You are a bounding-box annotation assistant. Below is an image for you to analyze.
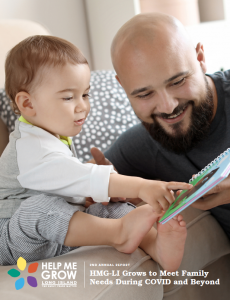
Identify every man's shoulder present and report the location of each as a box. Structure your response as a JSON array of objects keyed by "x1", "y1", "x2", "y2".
[
  {"x1": 207, "y1": 70, "x2": 230, "y2": 102},
  {"x1": 114, "y1": 123, "x2": 154, "y2": 145},
  {"x1": 208, "y1": 69, "x2": 230, "y2": 82},
  {"x1": 221, "y1": 69, "x2": 230, "y2": 80},
  {"x1": 105, "y1": 123, "x2": 159, "y2": 161}
]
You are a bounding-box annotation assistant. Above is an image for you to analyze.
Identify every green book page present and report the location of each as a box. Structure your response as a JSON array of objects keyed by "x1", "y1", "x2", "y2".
[{"x1": 159, "y1": 161, "x2": 218, "y2": 222}]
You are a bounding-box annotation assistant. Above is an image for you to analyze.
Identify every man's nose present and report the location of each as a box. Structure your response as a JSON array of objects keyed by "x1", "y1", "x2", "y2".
[
  {"x1": 75, "y1": 97, "x2": 87, "y2": 113},
  {"x1": 155, "y1": 90, "x2": 179, "y2": 114}
]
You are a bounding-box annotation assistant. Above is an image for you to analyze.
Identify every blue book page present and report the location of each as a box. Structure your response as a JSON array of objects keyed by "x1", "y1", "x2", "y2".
[{"x1": 159, "y1": 150, "x2": 230, "y2": 224}]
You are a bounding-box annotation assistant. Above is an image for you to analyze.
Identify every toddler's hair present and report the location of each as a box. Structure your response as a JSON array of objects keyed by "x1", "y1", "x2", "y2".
[{"x1": 5, "y1": 35, "x2": 88, "y2": 114}]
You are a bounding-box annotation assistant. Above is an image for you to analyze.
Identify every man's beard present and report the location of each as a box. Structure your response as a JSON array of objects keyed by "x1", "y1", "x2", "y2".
[{"x1": 142, "y1": 76, "x2": 214, "y2": 154}]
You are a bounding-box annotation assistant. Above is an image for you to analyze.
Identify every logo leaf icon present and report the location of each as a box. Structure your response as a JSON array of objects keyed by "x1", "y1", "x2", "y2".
[
  {"x1": 27, "y1": 276, "x2": 38, "y2": 287},
  {"x1": 28, "y1": 262, "x2": 39, "y2": 273},
  {"x1": 17, "y1": 257, "x2": 26, "y2": 271},
  {"x1": 8, "y1": 269, "x2": 20, "y2": 278},
  {"x1": 15, "y1": 278, "x2": 25, "y2": 290}
]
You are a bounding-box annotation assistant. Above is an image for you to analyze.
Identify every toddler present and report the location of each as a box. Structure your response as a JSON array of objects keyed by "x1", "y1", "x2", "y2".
[{"x1": 0, "y1": 36, "x2": 192, "y2": 271}]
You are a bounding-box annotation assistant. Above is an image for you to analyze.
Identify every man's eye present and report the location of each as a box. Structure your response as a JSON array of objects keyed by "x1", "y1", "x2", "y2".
[
  {"x1": 137, "y1": 92, "x2": 152, "y2": 99},
  {"x1": 173, "y1": 78, "x2": 185, "y2": 86},
  {"x1": 63, "y1": 97, "x2": 73, "y2": 101},
  {"x1": 83, "y1": 93, "x2": 90, "y2": 98}
]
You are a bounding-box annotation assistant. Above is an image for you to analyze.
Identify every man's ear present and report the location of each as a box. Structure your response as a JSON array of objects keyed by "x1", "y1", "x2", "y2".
[
  {"x1": 196, "y1": 42, "x2": 207, "y2": 73},
  {"x1": 15, "y1": 91, "x2": 35, "y2": 117}
]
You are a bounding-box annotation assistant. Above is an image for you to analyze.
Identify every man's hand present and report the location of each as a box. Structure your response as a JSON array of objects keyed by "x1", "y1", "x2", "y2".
[
  {"x1": 84, "y1": 197, "x2": 96, "y2": 208},
  {"x1": 88, "y1": 147, "x2": 113, "y2": 166},
  {"x1": 85, "y1": 147, "x2": 126, "y2": 207},
  {"x1": 191, "y1": 175, "x2": 230, "y2": 210}
]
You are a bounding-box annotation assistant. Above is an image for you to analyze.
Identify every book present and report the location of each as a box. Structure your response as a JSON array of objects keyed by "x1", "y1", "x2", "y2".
[{"x1": 159, "y1": 148, "x2": 230, "y2": 224}]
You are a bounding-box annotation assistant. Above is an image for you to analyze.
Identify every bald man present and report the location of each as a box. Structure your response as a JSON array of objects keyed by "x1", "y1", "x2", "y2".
[{"x1": 91, "y1": 13, "x2": 230, "y2": 240}]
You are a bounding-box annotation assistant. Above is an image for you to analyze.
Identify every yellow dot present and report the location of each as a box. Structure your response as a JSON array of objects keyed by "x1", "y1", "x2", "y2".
[{"x1": 17, "y1": 257, "x2": 26, "y2": 271}]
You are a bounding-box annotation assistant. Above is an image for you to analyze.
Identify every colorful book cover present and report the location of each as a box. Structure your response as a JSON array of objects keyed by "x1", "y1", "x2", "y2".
[{"x1": 159, "y1": 149, "x2": 230, "y2": 224}]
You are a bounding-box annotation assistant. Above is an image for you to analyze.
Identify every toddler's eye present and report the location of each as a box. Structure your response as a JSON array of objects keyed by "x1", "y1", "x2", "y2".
[{"x1": 63, "y1": 97, "x2": 73, "y2": 101}]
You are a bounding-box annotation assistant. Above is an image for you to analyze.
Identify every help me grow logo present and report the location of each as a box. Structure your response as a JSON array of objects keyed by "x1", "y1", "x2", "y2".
[{"x1": 7, "y1": 257, "x2": 38, "y2": 290}]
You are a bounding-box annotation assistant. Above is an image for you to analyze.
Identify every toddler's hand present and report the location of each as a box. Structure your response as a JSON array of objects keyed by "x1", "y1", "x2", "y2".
[{"x1": 138, "y1": 181, "x2": 193, "y2": 213}]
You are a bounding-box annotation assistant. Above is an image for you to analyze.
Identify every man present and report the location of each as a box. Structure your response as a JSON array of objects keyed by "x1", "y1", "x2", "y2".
[{"x1": 91, "y1": 13, "x2": 230, "y2": 239}]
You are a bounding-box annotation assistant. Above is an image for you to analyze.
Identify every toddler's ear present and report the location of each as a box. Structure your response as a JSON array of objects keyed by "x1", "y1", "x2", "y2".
[{"x1": 15, "y1": 91, "x2": 35, "y2": 116}]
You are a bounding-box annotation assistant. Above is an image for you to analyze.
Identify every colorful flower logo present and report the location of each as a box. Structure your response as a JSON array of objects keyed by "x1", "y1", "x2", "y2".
[{"x1": 7, "y1": 257, "x2": 38, "y2": 290}]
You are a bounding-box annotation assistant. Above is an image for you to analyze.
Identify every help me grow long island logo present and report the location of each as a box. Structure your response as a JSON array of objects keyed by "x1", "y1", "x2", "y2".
[{"x1": 7, "y1": 257, "x2": 38, "y2": 290}]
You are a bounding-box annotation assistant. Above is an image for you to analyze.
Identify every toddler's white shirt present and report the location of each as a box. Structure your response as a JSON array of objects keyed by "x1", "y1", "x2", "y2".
[{"x1": 0, "y1": 117, "x2": 116, "y2": 218}]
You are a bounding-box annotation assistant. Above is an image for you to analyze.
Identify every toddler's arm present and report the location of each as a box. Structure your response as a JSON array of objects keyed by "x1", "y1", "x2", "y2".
[{"x1": 109, "y1": 174, "x2": 192, "y2": 213}]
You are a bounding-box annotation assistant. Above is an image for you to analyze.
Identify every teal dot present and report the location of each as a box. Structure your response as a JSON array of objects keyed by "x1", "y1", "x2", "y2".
[
  {"x1": 15, "y1": 278, "x2": 25, "y2": 290},
  {"x1": 8, "y1": 269, "x2": 21, "y2": 277}
]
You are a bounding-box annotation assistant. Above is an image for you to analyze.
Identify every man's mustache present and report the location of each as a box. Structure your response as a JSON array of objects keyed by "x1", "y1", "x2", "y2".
[{"x1": 151, "y1": 100, "x2": 194, "y2": 120}]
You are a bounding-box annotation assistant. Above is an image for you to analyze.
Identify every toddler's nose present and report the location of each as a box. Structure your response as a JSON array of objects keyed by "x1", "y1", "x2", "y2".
[{"x1": 75, "y1": 98, "x2": 88, "y2": 112}]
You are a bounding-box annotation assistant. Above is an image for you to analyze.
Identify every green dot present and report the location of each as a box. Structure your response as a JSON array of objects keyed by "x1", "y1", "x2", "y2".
[{"x1": 8, "y1": 269, "x2": 21, "y2": 277}]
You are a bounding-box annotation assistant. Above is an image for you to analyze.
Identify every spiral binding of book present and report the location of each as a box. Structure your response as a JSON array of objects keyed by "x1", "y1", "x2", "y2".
[{"x1": 189, "y1": 148, "x2": 230, "y2": 183}]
